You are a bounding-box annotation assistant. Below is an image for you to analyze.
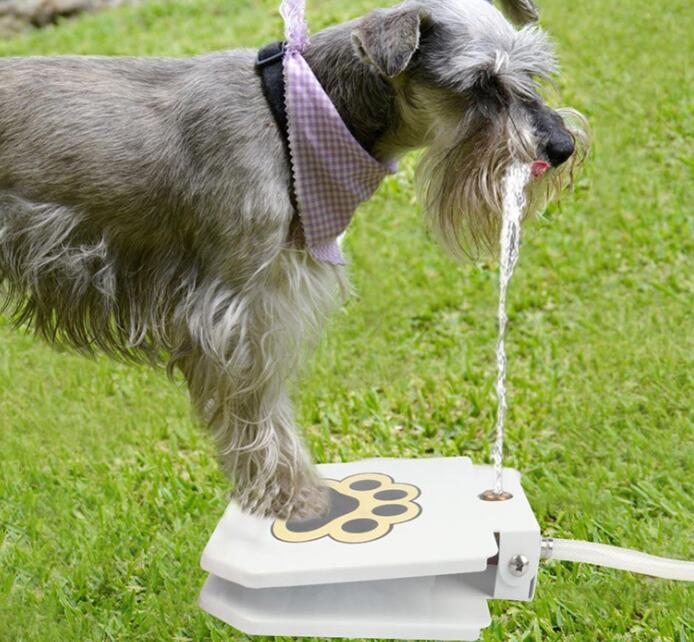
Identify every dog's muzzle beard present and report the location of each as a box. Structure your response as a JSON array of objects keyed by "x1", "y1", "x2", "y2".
[{"x1": 416, "y1": 106, "x2": 590, "y2": 260}]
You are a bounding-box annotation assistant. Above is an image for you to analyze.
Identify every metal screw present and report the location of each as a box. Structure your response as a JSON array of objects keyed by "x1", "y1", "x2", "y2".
[{"x1": 508, "y1": 554, "x2": 530, "y2": 577}]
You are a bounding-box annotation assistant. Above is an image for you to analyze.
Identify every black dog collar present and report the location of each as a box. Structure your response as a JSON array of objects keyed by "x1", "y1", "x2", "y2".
[{"x1": 256, "y1": 41, "x2": 290, "y2": 160}]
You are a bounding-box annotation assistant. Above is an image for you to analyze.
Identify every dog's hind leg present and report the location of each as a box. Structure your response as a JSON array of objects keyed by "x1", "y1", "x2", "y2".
[{"x1": 175, "y1": 250, "x2": 344, "y2": 519}]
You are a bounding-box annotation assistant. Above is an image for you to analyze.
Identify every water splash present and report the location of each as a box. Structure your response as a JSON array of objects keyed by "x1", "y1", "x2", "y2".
[{"x1": 492, "y1": 162, "x2": 531, "y2": 495}]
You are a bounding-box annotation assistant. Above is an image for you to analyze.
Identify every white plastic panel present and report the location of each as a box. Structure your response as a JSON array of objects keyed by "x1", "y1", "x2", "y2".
[
  {"x1": 201, "y1": 457, "x2": 498, "y2": 588},
  {"x1": 470, "y1": 465, "x2": 541, "y2": 601},
  {"x1": 199, "y1": 571, "x2": 491, "y2": 641}
]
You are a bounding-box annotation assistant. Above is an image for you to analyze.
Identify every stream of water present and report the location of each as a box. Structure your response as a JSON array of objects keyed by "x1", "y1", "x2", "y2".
[{"x1": 491, "y1": 162, "x2": 531, "y2": 495}]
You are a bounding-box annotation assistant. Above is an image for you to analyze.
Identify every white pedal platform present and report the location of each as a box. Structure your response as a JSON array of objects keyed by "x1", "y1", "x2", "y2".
[{"x1": 199, "y1": 457, "x2": 540, "y2": 640}]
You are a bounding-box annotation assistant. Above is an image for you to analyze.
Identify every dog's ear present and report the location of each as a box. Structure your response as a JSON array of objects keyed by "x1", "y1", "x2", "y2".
[
  {"x1": 496, "y1": 0, "x2": 540, "y2": 25},
  {"x1": 351, "y1": 7, "x2": 427, "y2": 78}
]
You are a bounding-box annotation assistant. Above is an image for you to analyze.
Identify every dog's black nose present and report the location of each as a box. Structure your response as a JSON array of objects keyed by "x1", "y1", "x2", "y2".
[{"x1": 546, "y1": 132, "x2": 575, "y2": 167}]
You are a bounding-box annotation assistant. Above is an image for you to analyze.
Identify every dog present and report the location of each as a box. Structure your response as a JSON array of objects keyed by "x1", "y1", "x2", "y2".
[{"x1": 0, "y1": 0, "x2": 588, "y2": 519}]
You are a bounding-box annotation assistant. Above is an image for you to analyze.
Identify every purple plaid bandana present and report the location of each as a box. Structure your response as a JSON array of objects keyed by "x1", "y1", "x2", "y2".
[{"x1": 280, "y1": 0, "x2": 396, "y2": 265}]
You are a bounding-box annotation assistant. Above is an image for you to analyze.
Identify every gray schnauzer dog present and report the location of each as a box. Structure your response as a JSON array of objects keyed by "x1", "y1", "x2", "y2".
[{"x1": 0, "y1": 0, "x2": 588, "y2": 518}]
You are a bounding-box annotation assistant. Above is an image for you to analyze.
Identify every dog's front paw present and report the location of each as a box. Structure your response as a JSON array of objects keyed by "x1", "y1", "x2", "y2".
[
  {"x1": 272, "y1": 472, "x2": 421, "y2": 543},
  {"x1": 268, "y1": 478, "x2": 331, "y2": 522},
  {"x1": 232, "y1": 454, "x2": 330, "y2": 520}
]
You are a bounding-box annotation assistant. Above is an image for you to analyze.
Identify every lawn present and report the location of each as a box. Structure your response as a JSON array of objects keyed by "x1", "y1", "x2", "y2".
[{"x1": 0, "y1": 0, "x2": 692, "y2": 640}]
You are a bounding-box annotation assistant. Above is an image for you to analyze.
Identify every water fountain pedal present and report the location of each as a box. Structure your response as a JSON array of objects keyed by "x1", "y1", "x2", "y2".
[{"x1": 198, "y1": 457, "x2": 540, "y2": 641}]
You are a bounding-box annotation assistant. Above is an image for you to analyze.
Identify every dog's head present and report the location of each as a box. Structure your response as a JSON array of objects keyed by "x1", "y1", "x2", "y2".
[{"x1": 351, "y1": 0, "x2": 590, "y2": 258}]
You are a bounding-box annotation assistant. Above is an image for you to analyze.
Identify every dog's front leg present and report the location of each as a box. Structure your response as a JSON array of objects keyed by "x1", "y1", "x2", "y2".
[
  {"x1": 180, "y1": 339, "x2": 327, "y2": 520},
  {"x1": 190, "y1": 357, "x2": 325, "y2": 519},
  {"x1": 176, "y1": 252, "x2": 342, "y2": 519}
]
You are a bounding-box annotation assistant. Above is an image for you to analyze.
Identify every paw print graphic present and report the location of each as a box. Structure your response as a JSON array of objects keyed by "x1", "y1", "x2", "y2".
[{"x1": 272, "y1": 473, "x2": 421, "y2": 544}]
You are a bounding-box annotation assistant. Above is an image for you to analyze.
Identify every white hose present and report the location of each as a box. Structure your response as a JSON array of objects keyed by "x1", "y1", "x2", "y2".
[{"x1": 541, "y1": 538, "x2": 694, "y2": 582}]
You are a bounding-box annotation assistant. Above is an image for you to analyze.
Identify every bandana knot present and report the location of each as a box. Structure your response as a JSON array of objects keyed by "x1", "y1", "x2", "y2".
[{"x1": 279, "y1": 0, "x2": 396, "y2": 265}]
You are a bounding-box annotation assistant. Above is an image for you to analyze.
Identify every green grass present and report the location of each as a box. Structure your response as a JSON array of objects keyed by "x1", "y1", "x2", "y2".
[{"x1": 0, "y1": 0, "x2": 692, "y2": 639}]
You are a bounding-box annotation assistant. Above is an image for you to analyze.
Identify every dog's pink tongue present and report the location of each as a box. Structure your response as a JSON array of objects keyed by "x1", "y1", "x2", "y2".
[{"x1": 531, "y1": 160, "x2": 551, "y2": 178}]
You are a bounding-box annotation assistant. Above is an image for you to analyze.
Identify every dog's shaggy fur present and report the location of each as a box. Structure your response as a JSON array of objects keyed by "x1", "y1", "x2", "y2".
[{"x1": 0, "y1": 0, "x2": 588, "y2": 518}]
